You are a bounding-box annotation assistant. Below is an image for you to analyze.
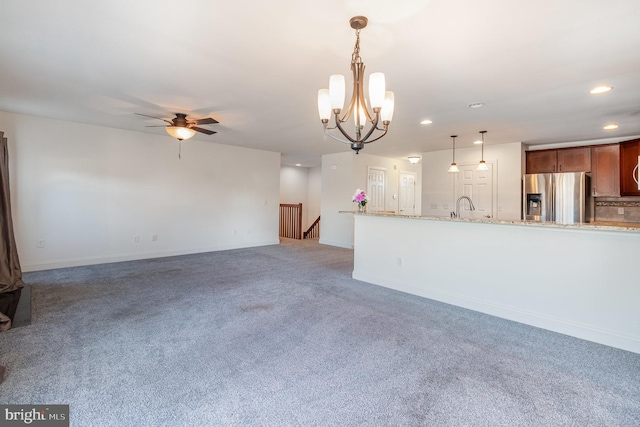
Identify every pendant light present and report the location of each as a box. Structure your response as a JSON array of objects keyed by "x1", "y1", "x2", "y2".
[
  {"x1": 448, "y1": 135, "x2": 460, "y2": 173},
  {"x1": 477, "y1": 130, "x2": 489, "y2": 171}
]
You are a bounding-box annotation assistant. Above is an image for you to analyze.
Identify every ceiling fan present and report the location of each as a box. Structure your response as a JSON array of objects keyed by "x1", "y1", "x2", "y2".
[{"x1": 136, "y1": 113, "x2": 219, "y2": 141}]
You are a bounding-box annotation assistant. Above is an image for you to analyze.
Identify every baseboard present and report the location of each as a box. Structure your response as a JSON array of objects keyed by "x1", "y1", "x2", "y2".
[
  {"x1": 318, "y1": 238, "x2": 353, "y2": 249},
  {"x1": 22, "y1": 238, "x2": 280, "y2": 272},
  {"x1": 352, "y1": 271, "x2": 640, "y2": 355}
]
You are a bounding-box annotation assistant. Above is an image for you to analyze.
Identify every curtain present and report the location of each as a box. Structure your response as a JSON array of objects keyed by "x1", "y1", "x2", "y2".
[{"x1": 0, "y1": 131, "x2": 24, "y2": 330}]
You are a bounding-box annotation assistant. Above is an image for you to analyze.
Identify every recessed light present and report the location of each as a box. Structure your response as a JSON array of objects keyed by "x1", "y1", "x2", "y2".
[
  {"x1": 473, "y1": 140, "x2": 483, "y2": 144},
  {"x1": 590, "y1": 85, "x2": 613, "y2": 94},
  {"x1": 603, "y1": 123, "x2": 619, "y2": 130},
  {"x1": 467, "y1": 102, "x2": 485, "y2": 109},
  {"x1": 295, "y1": 163, "x2": 302, "y2": 166},
  {"x1": 420, "y1": 119, "x2": 433, "y2": 125}
]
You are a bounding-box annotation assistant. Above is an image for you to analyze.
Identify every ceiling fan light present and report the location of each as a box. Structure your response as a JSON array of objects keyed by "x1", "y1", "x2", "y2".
[{"x1": 166, "y1": 126, "x2": 196, "y2": 140}]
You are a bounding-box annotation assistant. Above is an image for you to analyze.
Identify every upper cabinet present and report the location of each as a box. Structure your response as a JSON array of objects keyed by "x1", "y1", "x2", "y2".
[
  {"x1": 620, "y1": 138, "x2": 640, "y2": 196},
  {"x1": 526, "y1": 147, "x2": 591, "y2": 174},
  {"x1": 591, "y1": 144, "x2": 620, "y2": 197},
  {"x1": 526, "y1": 150, "x2": 558, "y2": 173},
  {"x1": 557, "y1": 147, "x2": 591, "y2": 172}
]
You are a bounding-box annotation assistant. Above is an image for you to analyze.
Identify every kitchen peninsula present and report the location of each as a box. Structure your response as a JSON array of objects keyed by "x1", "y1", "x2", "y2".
[{"x1": 350, "y1": 212, "x2": 640, "y2": 354}]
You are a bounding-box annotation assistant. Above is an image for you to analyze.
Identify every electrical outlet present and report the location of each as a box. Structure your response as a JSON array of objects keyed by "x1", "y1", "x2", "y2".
[
  {"x1": 618, "y1": 207, "x2": 625, "y2": 215},
  {"x1": 37, "y1": 239, "x2": 45, "y2": 248},
  {"x1": 152, "y1": 234, "x2": 158, "y2": 241},
  {"x1": 133, "y1": 235, "x2": 140, "y2": 243},
  {"x1": 396, "y1": 257, "x2": 402, "y2": 267}
]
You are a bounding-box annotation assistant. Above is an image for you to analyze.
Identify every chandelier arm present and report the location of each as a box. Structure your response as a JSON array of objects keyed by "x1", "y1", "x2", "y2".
[
  {"x1": 333, "y1": 117, "x2": 359, "y2": 143},
  {"x1": 323, "y1": 126, "x2": 356, "y2": 145},
  {"x1": 357, "y1": 63, "x2": 373, "y2": 122},
  {"x1": 359, "y1": 113, "x2": 381, "y2": 142},
  {"x1": 340, "y1": 64, "x2": 359, "y2": 123},
  {"x1": 360, "y1": 127, "x2": 389, "y2": 145}
]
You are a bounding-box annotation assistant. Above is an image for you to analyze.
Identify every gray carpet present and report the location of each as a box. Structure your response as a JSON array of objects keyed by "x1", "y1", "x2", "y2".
[{"x1": 1, "y1": 239, "x2": 639, "y2": 426}]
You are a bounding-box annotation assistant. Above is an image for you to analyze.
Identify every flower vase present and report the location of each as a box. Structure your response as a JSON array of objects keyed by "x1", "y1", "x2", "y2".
[{"x1": 358, "y1": 204, "x2": 366, "y2": 213}]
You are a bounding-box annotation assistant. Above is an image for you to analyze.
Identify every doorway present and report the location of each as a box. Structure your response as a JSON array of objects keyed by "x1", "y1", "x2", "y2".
[
  {"x1": 455, "y1": 163, "x2": 494, "y2": 219},
  {"x1": 367, "y1": 167, "x2": 386, "y2": 212},
  {"x1": 399, "y1": 171, "x2": 416, "y2": 215}
]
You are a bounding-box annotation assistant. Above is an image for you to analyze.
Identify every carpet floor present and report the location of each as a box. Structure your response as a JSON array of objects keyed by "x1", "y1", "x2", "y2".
[{"x1": 1, "y1": 239, "x2": 639, "y2": 426}]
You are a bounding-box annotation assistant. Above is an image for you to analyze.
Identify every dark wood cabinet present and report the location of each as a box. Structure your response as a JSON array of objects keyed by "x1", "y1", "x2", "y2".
[
  {"x1": 526, "y1": 150, "x2": 557, "y2": 173},
  {"x1": 591, "y1": 144, "x2": 620, "y2": 197},
  {"x1": 526, "y1": 147, "x2": 591, "y2": 174},
  {"x1": 557, "y1": 147, "x2": 591, "y2": 172},
  {"x1": 620, "y1": 138, "x2": 640, "y2": 196}
]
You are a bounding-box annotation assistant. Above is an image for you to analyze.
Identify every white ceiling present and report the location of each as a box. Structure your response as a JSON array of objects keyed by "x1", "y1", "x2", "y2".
[{"x1": 2, "y1": 0, "x2": 640, "y2": 167}]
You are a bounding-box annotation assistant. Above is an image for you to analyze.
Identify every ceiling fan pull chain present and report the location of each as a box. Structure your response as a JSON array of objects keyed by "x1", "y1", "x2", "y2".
[{"x1": 179, "y1": 140, "x2": 182, "y2": 160}]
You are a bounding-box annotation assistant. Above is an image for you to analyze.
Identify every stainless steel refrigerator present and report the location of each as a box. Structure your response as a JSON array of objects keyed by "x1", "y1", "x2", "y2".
[{"x1": 523, "y1": 172, "x2": 593, "y2": 223}]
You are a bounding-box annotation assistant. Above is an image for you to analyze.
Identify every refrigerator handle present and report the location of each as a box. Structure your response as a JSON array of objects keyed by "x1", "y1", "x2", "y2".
[{"x1": 551, "y1": 179, "x2": 555, "y2": 222}]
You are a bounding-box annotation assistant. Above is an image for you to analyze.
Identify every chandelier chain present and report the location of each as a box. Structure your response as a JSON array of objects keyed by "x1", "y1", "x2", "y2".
[{"x1": 351, "y1": 29, "x2": 362, "y2": 64}]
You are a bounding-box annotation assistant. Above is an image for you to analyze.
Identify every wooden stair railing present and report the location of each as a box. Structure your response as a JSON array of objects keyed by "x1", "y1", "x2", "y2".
[
  {"x1": 303, "y1": 215, "x2": 321, "y2": 239},
  {"x1": 279, "y1": 203, "x2": 303, "y2": 239}
]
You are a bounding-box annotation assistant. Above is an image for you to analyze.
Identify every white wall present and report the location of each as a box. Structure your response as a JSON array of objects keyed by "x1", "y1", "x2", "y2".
[
  {"x1": 320, "y1": 152, "x2": 422, "y2": 248},
  {"x1": 307, "y1": 166, "x2": 321, "y2": 226},
  {"x1": 0, "y1": 110, "x2": 281, "y2": 271},
  {"x1": 353, "y1": 215, "x2": 640, "y2": 354},
  {"x1": 279, "y1": 165, "x2": 322, "y2": 230},
  {"x1": 319, "y1": 152, "x2": 354, "y2": 248},
  {"x1": 421, "y1": 142, "x2": 525, "y2": 220}
]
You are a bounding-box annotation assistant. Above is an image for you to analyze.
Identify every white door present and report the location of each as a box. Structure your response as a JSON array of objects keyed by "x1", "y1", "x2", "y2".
[
  {"x1": 399, "y1": 171, "x2": 416, "y2": 215},
  {"x1": 367, "y1": 167, "x2": 386, "y2": 212},
  {"x1": 455, "y1": 163, "x2": 493, "y2": 219}
]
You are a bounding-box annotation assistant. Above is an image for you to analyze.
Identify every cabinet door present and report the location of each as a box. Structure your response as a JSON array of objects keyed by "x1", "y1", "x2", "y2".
[
  {"x1": 557, "y1": 147, "x2": 591, "y2": 172},
  {"x1": 620, "y1": 139, "x2": 640, "y2": 196},
  {"x1": 592, "y1": 145, "x2": 620, "y2": 197},
  {"x1": 526, "y1": 150, "x2": 557, "y2": 174}
]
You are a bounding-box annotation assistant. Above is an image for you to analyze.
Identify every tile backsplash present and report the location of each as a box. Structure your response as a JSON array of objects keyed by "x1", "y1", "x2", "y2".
[{"x1": 595, "y1": 197, "x2": 640, "y2": 223}]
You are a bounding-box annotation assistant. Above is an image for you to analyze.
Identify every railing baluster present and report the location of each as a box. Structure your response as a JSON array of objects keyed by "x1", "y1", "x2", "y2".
[{"x1": 279, "y1": 203, "x2": 304, "y2": 240}]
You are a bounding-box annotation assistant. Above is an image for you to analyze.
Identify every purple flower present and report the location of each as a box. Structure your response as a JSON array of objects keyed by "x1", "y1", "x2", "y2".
[{"x1": 352, "y1": 189, "x2": 368, "y2": 206}]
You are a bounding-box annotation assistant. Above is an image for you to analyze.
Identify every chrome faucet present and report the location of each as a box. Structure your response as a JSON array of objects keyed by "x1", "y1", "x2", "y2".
[{"x1": 451, "y1": 196, "x2": 476, "y2": 218}]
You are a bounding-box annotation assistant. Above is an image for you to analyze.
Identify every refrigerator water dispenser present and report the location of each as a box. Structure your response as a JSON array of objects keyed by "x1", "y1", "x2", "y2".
[{"x1": 526, "y1": 193, "x2": 542, "y2": 217}]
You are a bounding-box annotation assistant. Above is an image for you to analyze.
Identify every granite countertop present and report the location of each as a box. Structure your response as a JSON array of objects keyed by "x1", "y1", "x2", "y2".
[{"x1": 340, "y1": 211, "x2": 640, "y2": 233}]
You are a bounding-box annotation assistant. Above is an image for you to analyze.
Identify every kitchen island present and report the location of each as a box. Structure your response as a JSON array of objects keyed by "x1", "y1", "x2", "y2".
[{"x1": 349, "y1": 212, "x2": 640, "y2": 353}]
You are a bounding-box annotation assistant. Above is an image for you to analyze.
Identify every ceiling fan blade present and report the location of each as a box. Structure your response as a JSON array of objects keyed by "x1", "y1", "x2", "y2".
[
  {"x1": 191, "y1": 126, "x2": 216, "y2": 135},
  {"x1": 192, "y1": 117, "x2": 219, "y2": 125},
  {"x1": 145, "y1": 125, "x2": 167, "y2": 128},
  {"x1": 135, "y1": 113, "x2": 173, "y2": 125}
]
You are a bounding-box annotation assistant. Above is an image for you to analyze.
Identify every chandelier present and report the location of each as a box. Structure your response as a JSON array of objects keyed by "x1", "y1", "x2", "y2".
[{"x1": 317, "y1": 16, "x2": 395, "y2": 154}]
